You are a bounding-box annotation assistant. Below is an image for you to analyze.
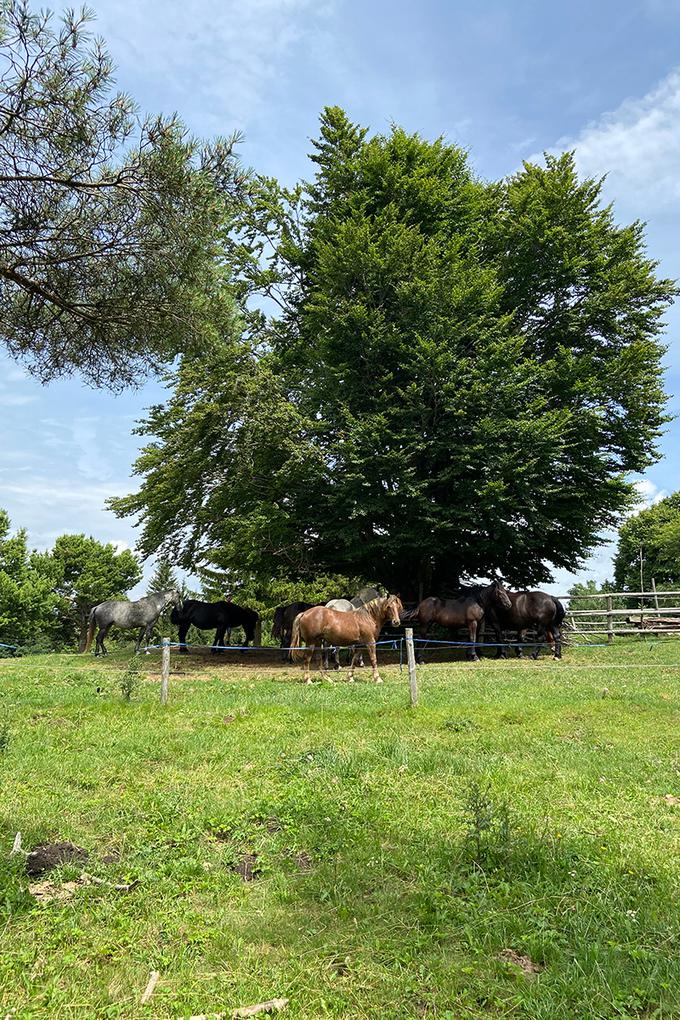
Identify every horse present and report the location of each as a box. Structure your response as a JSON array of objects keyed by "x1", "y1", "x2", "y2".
[
  {"x1": 292, "y1": 594, "x2": 404, "y2": 684},
  {"x1": 323, "y1": 598, "x2": 368, "y2": 670},
  {"x1": 485, "y1": 591, "x2": 565, "y2": 659},
  {"x1": 170, "y1": 599, "x2": 260, "y2": 654},
  {"x1": 84, "y1": 589, "x2": 181, "y2": 656},
  {"x1": 401, "y1": 580, "x2": 512, "y2": 662},
  {"x1": 272, "y1": 602, "x2": 321, "y2": 662}
]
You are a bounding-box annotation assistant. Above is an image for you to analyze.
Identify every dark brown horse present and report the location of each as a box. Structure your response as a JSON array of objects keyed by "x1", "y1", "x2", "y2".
[
  {"x1": 484, "y1": 591, "x2": 565, "y2": 659},
  {"x1": 401, "y1": 580, "x2": 512, "y2": 662},
  {"x1": 272, "y1": 602, "x2": 322, "y2": 661},
  {"x1": 291, "y1": 595, "x2": 404, "y2": 684}
]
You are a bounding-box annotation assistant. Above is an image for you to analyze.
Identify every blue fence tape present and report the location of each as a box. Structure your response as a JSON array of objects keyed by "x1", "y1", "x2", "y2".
[{"x1": 0, "y1": 642, "x2": 17, "y2": 650}]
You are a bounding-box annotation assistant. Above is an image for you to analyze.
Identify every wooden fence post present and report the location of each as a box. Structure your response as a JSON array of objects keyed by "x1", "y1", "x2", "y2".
[
  {"x1": 405, "y1": 627, "x2": 418, "y2": 708},
  {"x1": 606, "y1": 595, "x2": 614, "y2": 644},
  {"x1": 161, "y1": 638, "x2": 170, "y2": 705}
]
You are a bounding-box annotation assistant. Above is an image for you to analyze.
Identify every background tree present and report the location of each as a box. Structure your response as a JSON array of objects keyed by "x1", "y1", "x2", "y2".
[
  {"x1": 48, "y1": 534, "x2": 141, "y2": 650},
  {"x1": 147, "y1": 557, "x2": 178, "y2": 595},
  {"x1": 112, "y1": 108, "x2": 677, "y2": 597},
  {"x1": 0, "y1": 509, "x2": 58, "y2": 650},
  {"x1": 0, "y1": 1, "x2": 245, "y2": 388},
  {"x1": 613, "y1": 492, "x2": 680, "y2": 591}
]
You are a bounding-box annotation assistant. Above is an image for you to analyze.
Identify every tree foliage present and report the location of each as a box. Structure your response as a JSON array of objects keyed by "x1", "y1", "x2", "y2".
[
  {"x1": 0, "y1": 1, "x2": 245, "y2": 387},
  {"x1": 47, "y1": 533, "x2": 141, "y2": 649},
  {"x1": 613, "y1": 492, "x2": 680, "y2": 591},
  {"x1": 112, "y1": 108, "x2": 676, "y2": 596},
  {"x1": 0, "y1": 509, "x2": 58, "y2": 648}
]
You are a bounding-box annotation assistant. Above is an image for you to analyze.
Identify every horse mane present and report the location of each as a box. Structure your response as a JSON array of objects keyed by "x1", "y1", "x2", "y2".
[{"x1": 356, "y1": 596, "x2": 392, "y2": 621}]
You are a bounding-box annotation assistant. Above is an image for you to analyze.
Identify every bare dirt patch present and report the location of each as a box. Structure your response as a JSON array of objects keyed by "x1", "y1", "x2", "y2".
[
  {"x1": 230, "y1": 852, "x2": 261, "y2": 882},
  {"x1": 499, "y1": 949, "x2": 544, "y2": 977}
]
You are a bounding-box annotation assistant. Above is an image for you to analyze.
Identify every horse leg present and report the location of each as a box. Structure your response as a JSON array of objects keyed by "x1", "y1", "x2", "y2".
[
  {"x1": 97, "y1": 624, "x2": 111, "y2": 657},
  {"x1": 178, "y1": 623, "x2": 189, "y2": 654},
  {"x1": 553, "y1": 622, "x2": 562, "y2": 660},
  {"x1": 143, "y1": 623, "x2": 154, "y2": 654},
  {"x1": 468, "y1": 620, "x2": 479, "y2": 662},
  {"x1": 516, "y1": 630, "x2": 526, "y2": 658},
  {"x1": 347, "y1": 648, "x2": 357, "y2": 682},
  {"x1": 416, "y1": 623, "x2": 428, "y2": 665},
  {"x1": 303, "y1": 644, "x2": 315, "y2": 684},
  {"x1": 134, "y1": 626, "x2": 145, "y2": 654},
  {"x1": 494, "y1": 624, "x2": 508, "y2": 659},
  {"x1": 367, "y1": 641, "x2": 382, "y2": 683},
  {"x1": 531, "y1": 627, "x2": 542, "y2": 660}
]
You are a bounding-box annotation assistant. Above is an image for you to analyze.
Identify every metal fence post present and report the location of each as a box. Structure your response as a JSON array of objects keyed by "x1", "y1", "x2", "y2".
[
  {"x1": 405, "y1": 627, "x2": 418, "y2": 707},
  {"x1": 160, "y1": 637, "x2": 170, "y2": 705}
]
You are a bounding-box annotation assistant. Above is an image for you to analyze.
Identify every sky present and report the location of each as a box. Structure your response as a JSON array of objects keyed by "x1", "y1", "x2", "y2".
[{"x1": 2, "y1": 0, "x2": 680, "y2": 595}]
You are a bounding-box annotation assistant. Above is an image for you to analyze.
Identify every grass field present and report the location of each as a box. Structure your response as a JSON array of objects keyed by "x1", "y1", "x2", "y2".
[{"x1": 0, "y1": 640, "x2": 678, "y2": 1019}]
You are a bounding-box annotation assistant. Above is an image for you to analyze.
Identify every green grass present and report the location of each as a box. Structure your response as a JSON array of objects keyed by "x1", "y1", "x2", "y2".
[{"x1": 0, "y1": 641, "x2": 678, "y2": 1018}]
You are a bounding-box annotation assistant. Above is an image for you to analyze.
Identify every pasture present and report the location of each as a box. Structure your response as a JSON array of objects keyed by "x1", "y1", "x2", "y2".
[{"x1": 0, "y1": 643, "x2": 678, "y2": 1019}]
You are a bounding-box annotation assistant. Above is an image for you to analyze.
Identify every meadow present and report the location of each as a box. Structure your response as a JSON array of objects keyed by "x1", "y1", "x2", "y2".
[{"x1": 0, "y1": 639, "x2": 678, "y2": 1019}]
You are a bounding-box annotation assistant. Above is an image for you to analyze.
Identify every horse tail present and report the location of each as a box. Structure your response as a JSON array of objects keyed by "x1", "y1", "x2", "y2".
[
  {"x1": 553, "y1": 597, "x2": 566, "y2": 628},
  {"x1": 272, "y1": 607, "x2": 284, "y2": 640},
  {"x1": 83, "y1": 606, "x2": 97, "y2": 653},
  {"x1": 400, "y1": 604, "x2": 420, "y2": 623},
  {"x1": 290, "y1": 614, "x2": 306, "y2": 662}
]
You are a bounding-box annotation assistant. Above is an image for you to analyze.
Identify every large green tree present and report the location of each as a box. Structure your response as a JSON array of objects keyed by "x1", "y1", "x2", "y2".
[
  {"x1": 112, "y1": 108, "x2": 676, "y2": 597},
  {"x1": 0, "y1": 509, "x2": 58, "y2": 649},
  {"x1": 613, "y1": 492, "x2": 680, "y2": 591},
  {"x1": 0, "y1": 1, "x2": 244, "y2": 388},
  {"x1": 48, "y1": 534, "x2": 141, "y2": 650}
]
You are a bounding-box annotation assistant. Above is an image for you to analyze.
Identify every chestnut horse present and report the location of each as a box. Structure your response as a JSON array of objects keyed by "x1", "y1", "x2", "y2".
[
  {"x1": 291, "y1": 594, "x2": 404, "y2": 684},
  {"x1": 401, "y1": 580, "x2": 512, "y2": 662}
]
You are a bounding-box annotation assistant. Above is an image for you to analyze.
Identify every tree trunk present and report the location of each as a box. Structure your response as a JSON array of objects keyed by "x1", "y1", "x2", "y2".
[{"x1": 77, "y1": 608, "x2": 89, "y2": 653}]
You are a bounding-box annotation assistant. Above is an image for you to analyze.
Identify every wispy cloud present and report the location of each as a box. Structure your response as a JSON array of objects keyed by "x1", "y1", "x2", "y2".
[
  {"x1": 547, "y1": 68, "x2": 680, "y2": 212},
  {"x1": 96, "y1": 0, "x2": 334, "y2": 134}
]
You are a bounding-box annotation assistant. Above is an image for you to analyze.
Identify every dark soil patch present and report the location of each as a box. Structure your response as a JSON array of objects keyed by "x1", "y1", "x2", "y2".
[
  {"x1": 293, "y1": 851, "x2": 313, "y2": 873},
  {"x1": 230, "y1": 852, "x2": 261, "y2": 882},
  {"x1": 25, "y1": 841, "x2": 88, "y2": 876}
]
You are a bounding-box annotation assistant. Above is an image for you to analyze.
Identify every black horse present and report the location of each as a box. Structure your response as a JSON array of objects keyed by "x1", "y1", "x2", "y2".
[
  {"x1": 272, "y1": 602, "x2": 323, "y2": 662},
  {"x1": 171, "y1": 599, "x2": 260, "y2": 654},
  {"x1": 484, "y1": 591, "x2": 565, "y2": 659}
]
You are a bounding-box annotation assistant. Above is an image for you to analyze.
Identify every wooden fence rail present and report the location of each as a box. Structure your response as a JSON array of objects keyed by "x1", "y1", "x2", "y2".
[{"x1": 553, "y1": 587, "x2": 680, "y2": 642}]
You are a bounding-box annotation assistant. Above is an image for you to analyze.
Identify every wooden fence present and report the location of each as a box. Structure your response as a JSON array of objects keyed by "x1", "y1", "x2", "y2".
[{"x1": 557, "y1": 588, "x2": 680, "y2": 642}]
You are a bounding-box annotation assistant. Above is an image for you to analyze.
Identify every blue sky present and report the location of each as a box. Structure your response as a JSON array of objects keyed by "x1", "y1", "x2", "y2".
[{"x1": 2, "y1": 0, "x2": 680, "y2": 594}]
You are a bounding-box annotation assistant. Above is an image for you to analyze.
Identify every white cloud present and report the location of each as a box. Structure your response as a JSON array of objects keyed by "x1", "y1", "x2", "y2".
[
  {"x1": 633, "y1": 478, "x2": 668, "y2": 508},
  {"x1": 548, "y1": 68, "x2": 680, "y2": 213},
  {"x1": 92, "y1": 0, "x2": 334, "y2": 134}
]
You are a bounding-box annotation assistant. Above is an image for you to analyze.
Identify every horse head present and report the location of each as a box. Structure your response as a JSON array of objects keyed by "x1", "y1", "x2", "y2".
[
  {"x1": 490, "y1": 578, "x2": 512, "y2": 610},
  {"x1": 165, "y1": 588, "x2": 182, "y2": 610},
  {"x1": 385, "y1": 593, "x2": 404, "y2": 627}
]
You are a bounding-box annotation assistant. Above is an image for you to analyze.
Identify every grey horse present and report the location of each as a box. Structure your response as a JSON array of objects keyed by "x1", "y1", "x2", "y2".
[
  {"x1": 84, "y1": 589, "x2": 182, "y2": 656},
  {"x1": 322, "y1": 589, "x2": 380, "y2": 668}
]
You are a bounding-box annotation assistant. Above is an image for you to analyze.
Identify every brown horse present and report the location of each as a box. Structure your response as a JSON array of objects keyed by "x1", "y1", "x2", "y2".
[
  {"x1": 291, "y1": 594, "x2": 404, "y2": 684},
  {"x1": 401, "y1": 580, "x2": 512, "y2": 662}
]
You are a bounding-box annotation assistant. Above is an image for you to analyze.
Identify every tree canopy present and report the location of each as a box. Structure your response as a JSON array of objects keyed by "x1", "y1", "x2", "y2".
[
  {"x1": 47, "y1": 533, "x2": 142, "y2": 650},
  {"x1": 0, "y1": 509, "x2": 57, "y2": 649},
  {"x1": 112, "y1": 107, "x2": 676, "y2": 597},
  {"x1": 613, "y1": 492, "x2": 680, "y2": 591},
  {"x1": 0, "y1": 1, "x2": 245, "y2": 388}
]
